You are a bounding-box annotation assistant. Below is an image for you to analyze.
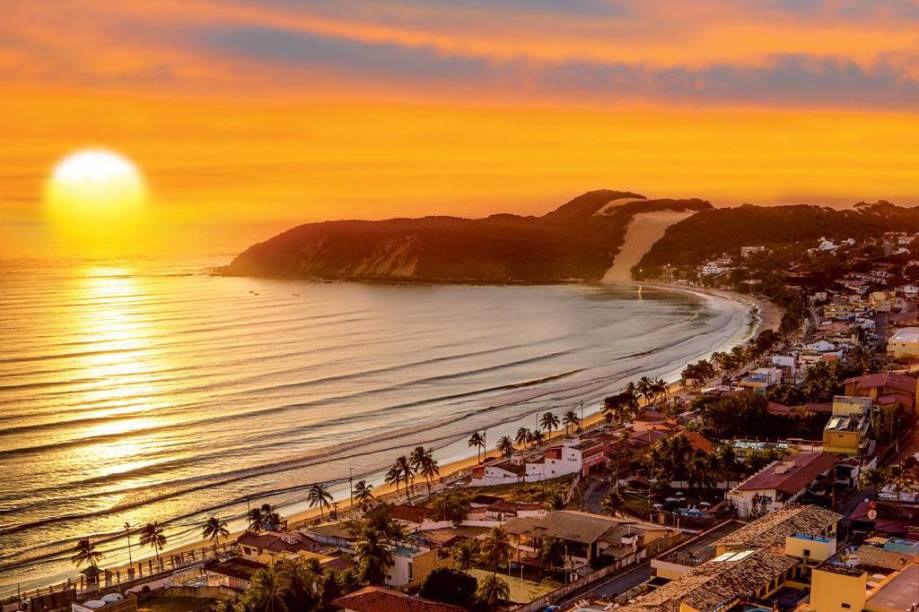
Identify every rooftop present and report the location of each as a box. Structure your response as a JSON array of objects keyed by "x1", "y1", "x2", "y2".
[
  {"x1": 330, "y1": 586, "x2": 466, "y2": 612},
  {"x1": 844, "y1": 372, "x2": 917, "y2": 395},
  {"x1": 866, "y1": 564, "x2": 919, "y2": 611},
  {"x1": 657, "y1": 520, "x2": 747, "y2": 567},
  {"x1": 504, "y1": 510, "x2": 640, "y2": 545},
  {"x1": 713, "y1": 505, "x2": 841, "y2": 550},
  {"x1": 734, "y1": 452, "x2": 838, "y2": 496},
  {"x1": 204, "y1": 557, "x2": 266, "y2": 581}
]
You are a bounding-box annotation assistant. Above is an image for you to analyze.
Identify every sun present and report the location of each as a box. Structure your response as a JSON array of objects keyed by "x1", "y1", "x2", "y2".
[{"x1": 46, "y1": 149, "x2": 148, "y2": 248}]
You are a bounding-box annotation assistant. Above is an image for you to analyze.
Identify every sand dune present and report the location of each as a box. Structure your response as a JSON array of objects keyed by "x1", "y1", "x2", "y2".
[{"x1": 603, "y1": 210, "x2": 696, "y2": 282}]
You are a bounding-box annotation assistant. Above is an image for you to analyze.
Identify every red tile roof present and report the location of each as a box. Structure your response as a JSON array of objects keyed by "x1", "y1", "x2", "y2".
[
  {"x1": 683, "y1": 430, "x2": 715, "y2": 453},
  {"x1": 736, "y1": 452, "x2": 839, "y2": 496},
  {"x1": 330, "y1": 587, "x2": 466, "y2": 612},
  {"x1": 845, "y1": 372, "x2": 917, "y2": 396},
  {"x1": 390, "y1": 504, "x2": 431, "y2": 524}
]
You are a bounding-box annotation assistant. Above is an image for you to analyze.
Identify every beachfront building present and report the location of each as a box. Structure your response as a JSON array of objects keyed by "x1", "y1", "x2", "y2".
[
  {"x1": 726, "y1": 452, "x2": 838, "y2": 517},
  {"x1": 330, "y1": 586, "x2": 465, "y2": 612},
  {"x1": 236, "y1": 530, "x2": 326, "y2": 564},
  {"x1": 385, "y1": 542, "x2": 445, "y2": 588}
]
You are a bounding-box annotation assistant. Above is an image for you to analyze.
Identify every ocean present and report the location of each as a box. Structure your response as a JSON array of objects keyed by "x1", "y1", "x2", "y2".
[{"x1": 0, "y1": 258, "x2": 755, "y2": 595}]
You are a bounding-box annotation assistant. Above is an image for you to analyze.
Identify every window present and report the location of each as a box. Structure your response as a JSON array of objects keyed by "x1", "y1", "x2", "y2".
[{"x1": 841, "y1": 604, "x2": 851, "y2": 609}]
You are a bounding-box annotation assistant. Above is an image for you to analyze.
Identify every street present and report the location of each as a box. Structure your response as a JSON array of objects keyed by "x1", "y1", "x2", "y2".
[{"x1": 554, "y1": 561, "x2": 652, "y2": 608}]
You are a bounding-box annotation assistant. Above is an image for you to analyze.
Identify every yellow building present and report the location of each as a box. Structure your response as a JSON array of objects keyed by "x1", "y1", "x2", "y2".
[
  {"x1": 808, "y1": 565, "x2": 867, "y2": 612},
  {"x1": 887, "y1": 327, "x2": 919, "y2": 361},
  {"x1": 823, "y1": 396, "x2": 871, "y2": 456}
]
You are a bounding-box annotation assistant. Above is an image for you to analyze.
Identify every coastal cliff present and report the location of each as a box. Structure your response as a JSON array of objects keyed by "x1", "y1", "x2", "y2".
[{"x1": 222, "y1": 190, "x2": 711, "y2": 283}]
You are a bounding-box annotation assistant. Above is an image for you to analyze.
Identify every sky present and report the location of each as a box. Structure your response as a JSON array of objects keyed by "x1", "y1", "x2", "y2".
[{"x1": 1, "y1": 0, "x2": 918, "y2": 257}]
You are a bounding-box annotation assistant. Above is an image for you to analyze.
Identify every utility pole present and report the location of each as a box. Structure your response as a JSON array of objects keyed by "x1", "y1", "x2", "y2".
[
  {"x1": 124, "y1": 522, "x2": 133, "y2": 569},
  {"x1": 349, "y1": 466, "x2": 354, "y2": 516},
  {"x1": 579, "y1": 401, "x2": 584, "y2": 431}
]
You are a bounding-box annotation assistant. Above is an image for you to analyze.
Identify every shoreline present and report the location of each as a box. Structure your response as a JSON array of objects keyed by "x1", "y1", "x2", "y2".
[{"x1": 8, "y1": 280, "x2": 783, "y2": 598}]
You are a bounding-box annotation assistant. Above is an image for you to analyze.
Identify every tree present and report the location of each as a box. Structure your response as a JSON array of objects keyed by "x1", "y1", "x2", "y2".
[
  {"x1": 275, "y1": 558, "x2": 320, "y2": 610},
  {"x1": 420, "y1": 567, "x2": 477, "y2": 607},
  {"x1": 248, "y1": 506, "x2": 266, "y2": 532},
  {"x1": 410, "y1": 446, "x2": 430, "y2": 492},
  {"x1": 563, "y1": 410, "x2": 581, "y2": 434},
  {"x1": 473, "y1": 574, "x2": 510, "y2": 610},
  {"x1": 245, "y1": 566, "x2": 290, "y2": 612},
  {"x1": 452, "y1": 540, "x2": 477, "y2": 571},
  {"x1": 139, "y1": 522, "x2": 166, "y2": 569},
  {"x1": 540, "y1": 411, "x2": 560, "y2": 435},
  {"x1": 537, "y1": 536, "x2": 565, "y2": 570},
  {"x1": 71, "y1": 538, "x2": 103, "y2": 575},
  {"x1": 418, "y1": 448, "x2": 441, "y2": 496},
  {"x1": 354, "y1": 527, "x2": 394, "y2": 586},
  {"x1": 307, "y1": 483, "x2": 333, "y2": 521},
  {"x1": 546, "y1": 491, "x2": 566, "y2": 510},
  {"x1": 394, "y1": 455, "x2": 416, "y2": 504},
  {"x1": 802, "y1": 361, "x2": 842, "y2": 403},
  {"x1": 478, "y1": 526, "x2": 511, "y2": 571},
  {"x1": 202, "y1": 516, "x2": 229, "y2": 555},
  {"x1": 637, "y1": 376, "x2": 655, "y2": 404},
  {"x1": 257, "y1": 504, "x2": 282, "y2": 531},
  {"x1": 859, "y1": 467, "x2": 886, "y2": 492},
  {"x1": 354, "y1": 480, "x2": 375, "y2": 509},
  {"x1": 385, "y1": 463, "x2": 403, "y2": 498},
  {"x1": 601, "y1": 487, "x2": 624, "y2": 516},
  {"x1": 319, "y1": 570, "x2": 341, "y2": 604},
  {"x1": 496, "y1": 435, "x2": 515, "y2": 458},
  {"x1": 531, "y1": 429, "x2": 546, "y2": 447},
  {"x1": 430, "y1": 491, "x2": 472, "y2": 525},
  {"x1": 515, "y1": 427, "x2": 530, "y2": 448},
  {"x1": 468, "y1": 431, "x2": 485, "y2": 463}
]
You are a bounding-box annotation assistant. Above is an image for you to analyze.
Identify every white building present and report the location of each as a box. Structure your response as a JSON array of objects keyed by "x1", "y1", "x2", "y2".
[{"x1": 727, "y1": 452, "x2": 838, "y2": 517}]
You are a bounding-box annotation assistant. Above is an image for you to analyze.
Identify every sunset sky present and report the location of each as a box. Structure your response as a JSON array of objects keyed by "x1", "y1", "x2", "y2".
[{"x1": 2, "y1": 0, "x2": 918, "y2": 257}]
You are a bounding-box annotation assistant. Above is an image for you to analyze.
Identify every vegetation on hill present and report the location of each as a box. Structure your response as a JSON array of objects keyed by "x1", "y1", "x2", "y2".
[
  {"x1": 638, "y1": 201, "x2": 919, "y2": 271},
  {"x1": 222, "y1": 190, "x2": 711, "y2": 282}
]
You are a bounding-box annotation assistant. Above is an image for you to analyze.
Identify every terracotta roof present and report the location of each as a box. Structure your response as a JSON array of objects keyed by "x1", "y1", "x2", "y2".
[
  {"x1": 735, "y1": 452, "x2": 838, "y2": 496},
  {"x1": 865, "y1": 564, "x2": 919, "y2": 611},
  {"x1": 390, "y1": 504, "x2": 431, "y2": 524},
  {"x1": 204, "y1": 557, "x2": 265, "y2": 581},
  {"x1": 236, "y1": 531, "x2": 322, "y2": 553},
  {"x1": 330, "y1": 586, "x2": 465, "y2": 612},
  {"x1": 503, "y1": 510, "x2": 637, "y2": 545},
  {"x1": 852, "y1": 545, "x2": 913, "y2": 571},
  {"x1": 682, "y1": 430, "x2": 715, "y2": 453},
  {"x1": 844, "y1": 372, "x2": 917, "y2": 396},
  {"x1": 621, "y1": 548, "x2": 797, "y2": 612},
  {"x1": 714, "y1": 505, "x2": 841, "y2": 549}
]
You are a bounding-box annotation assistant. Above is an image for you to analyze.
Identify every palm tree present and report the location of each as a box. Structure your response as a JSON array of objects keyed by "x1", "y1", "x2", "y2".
[
  {"x1": 468, "y1": 431, "x2": 485, "y2": 463},
  {"x1": 202, "y1": 516, "x2": 229, "y2": 555},
  {"x1": 474, "y1": 573, "x2": 510, "y2": 609},
  {"x1": 563, "y1": 410, "x2": 581, "y2": 435},
  {"x1": 478, "y1": 526, "x2": 511, "y2": 572},
  {"x1": 307, "y1": 483, "x2": 333, "y2": 521},
  {"x1": 71, "y1": 538, "x2": 103, "y2": 572},
  {"x1": 651, "y1": 378, "x2": 668, "y2": 403},
  {"x1": 637, "y1": 376, "x2": 654, "y2": 404},
  {"x1": 275, "y1": 558, "x2": 320, "y2": 609},
  {"x1": 246, "y1": 566, "x2": 290, "y2": 612},
  {"x1": 354, "y1": 480, "x2": 375, "y2": 509},
  {"x1": 531, "y1": 429, "x2": 546, "y2": 447},
  {"x1": 354, "y1": 526, "x2": 394, "y2": 586},
  {"x1": 412, "y1": 446, "x2": 440, "y2": 496},
  {"x1": 601, "y1": 487, "x2": 624, "y2": 516},
  {"x1": 496, "y1": 436, "x2": 515, "y2": 458},
  {"x1": 248, "y1": 506, "x2": 265, "y2": 532},
  {"x1": 394, "y1": 455, "x2": 416, "y2": 504},
  {"x1": 515, "y1": 427, "x2": 530, "y2": 449},
  {"x1": 385, "y1": 463, "x2": 403, "y2": 498},
  {"x1": 258, "y1": 503, "x2": 282, "y2": 531},
  {"x1": 540, "y1": 411, "x2": 560, "y2": 435},
  {"x1": 452, "y1": 540, "x2": 476, "y2": 571},
  {"x1": 139, "y1": 522, "x2": 167, "y2": 570}
]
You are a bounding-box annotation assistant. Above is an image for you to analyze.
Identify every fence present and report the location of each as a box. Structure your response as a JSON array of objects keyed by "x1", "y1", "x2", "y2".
[
  {"x1": 2, "y1": 543, "x2": 233, "y2": 610},
  {"x1": 514, "y1": 532, "x2": 685, "y2": 612}
]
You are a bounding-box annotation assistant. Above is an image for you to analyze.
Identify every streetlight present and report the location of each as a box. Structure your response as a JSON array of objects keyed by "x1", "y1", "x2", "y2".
[
  {"x1": 124, "y1": 522, "x2": 133, "y2": 571},
  {"x1": 349, "y1": 466, "x2": 354, "y2": 516}
]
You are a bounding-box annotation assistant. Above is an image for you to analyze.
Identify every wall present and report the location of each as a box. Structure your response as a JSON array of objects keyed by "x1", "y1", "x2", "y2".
[{"x1": 809, "y1": 567, "x2": 867, "y2": 612}]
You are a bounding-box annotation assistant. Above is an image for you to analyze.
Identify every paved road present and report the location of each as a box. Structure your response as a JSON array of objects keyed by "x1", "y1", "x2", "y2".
[{"x1": 555, "y1": 561, "x2": 652, "y2": 608}]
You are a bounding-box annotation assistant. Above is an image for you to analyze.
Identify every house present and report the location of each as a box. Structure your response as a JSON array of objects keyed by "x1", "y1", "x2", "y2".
[
  {"x1": 204, "y1": 557, "x2": 266, "y2": 591},
  {"x1": 469, "y1": 458, "x2": 527, "y2": 486},
  {"x1": 236, "y1": 530, "x2": 324, "y2": 564},
  {"x1": 389, "y1": 504, "x2": 451, "y2": 532},
  {"x1": 822, "y1": 396, "x2": 873, "y2": 457},
  {"x1": 806, "y1": 561, "x2": 919, "y2": 612},
  {"x1": 330, "y1": 586, "x2": 466, "y2": 612},
  {"x1": 843, "y1": 372, "x2": 918, "y2": 412},
  {"x1": 504, "y1": 510, "x2": 673, "y2": 569},
  {"x1": 727, "y1": 452, "x2": 839, "y2": 517},
  {"x1": 621, "y1": 506, "x2": 842, "y2": 612},
  {"x1": 737, "y1": 367, "x2": 782, "y2": 394},
  {"x1": 886, "y1": 327, "x2": 919, "y2": 361},
  {"x1": 385, "y1": 541, "x2": 445, "y2": 588}
]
